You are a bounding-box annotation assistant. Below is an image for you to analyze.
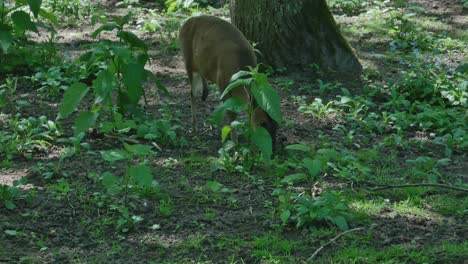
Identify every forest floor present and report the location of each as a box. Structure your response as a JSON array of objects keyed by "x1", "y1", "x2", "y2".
[{"x1": 0, "y1": 0, "x2": 467, "y2": 263}]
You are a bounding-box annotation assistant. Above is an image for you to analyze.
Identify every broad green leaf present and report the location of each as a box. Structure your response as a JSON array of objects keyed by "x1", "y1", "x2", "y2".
[
  {"x1": 123, "y1": 62, "x2": 145, "y2": 104},
  {"x1": 281, "y1": 173, "x2": 306, "y2": 184},
  {"x1": 146, "y1": 70, "x2": 172, "y2": 99},
  {"x1": 251, "y1": 79, "x2": 282, "y2": 124},
  {"x1": 317, "y1": 148, "x2": 340, "y2": 161},
  {"x1": 220, "y1": 78, "x2": 251, "y2": 100},
  {"x1": 280, "y1": 210, "x2": 291, "y2": 224},
  {"x1": 102, "y1": 172, "x2": 121, "y2": 195},
  {"x1": 35, "y1": 20, "x2": 55, "y2": 33},
  {"x1": 251, "y1": 126, "x2": 272, "y2": 161},
  {"x1": 39, "y1": 9, "x2": 59, "y2": 26},
  {"x1": 221, "y1": 126, "x2": 232, "y2": 142},
  {"x1": 128, "y1": 164, "x2": 152, "y2": 187},
  {"x1": 335, "y1": 204, "x2": 348, "y2": 211},
  {"x1": 102, "y1": 172, "x2": 118, "y2": 188},
  {"x1": 112, "y1": 45, "x2": 132, "y2": 61},
  {"x1": 0, "y1": 30, "x2": 13, "y2": 53},
  {"x1": 212, "y1": 97, "x2": 246, "y2": 125},
  {"x1": 74, "y1": 111, "x2": 98, "y2": 135},
  {"x1": 5, "y1": 200, "x2": 15, "y2": 209},
  {"x1": 58, "y1": 82, "x2": 89, "y2": 119},
  {"x1": 101, "y1": 149, "x2": 128, "y2": 162},
  {"x1": 5, "y1": 230, "x2": 17, "y2": 236},
  {"x1": 206, "y1": 181, "x2": 223, "y2": 192},
  {"x1": 27, "y1": 0, "x2": 42, "y2": 17},
  {"x1": 92, "y1": 23, "x2": 119, "y2": 38},
  {"x1": 285, "y1": 144, "x2": 311, "y2": 152},
  {"x1": 11, "y1": 11, "x2": 37, "y2": 32},
  {"x1": 333, "y1": 216, "x2": 349, "y2": 230},
  {"x1": 339, "y1": 96, "x2": 351, "y2": 104},
  {"x1": 112, "y1": 13, "x2": 132, "y2": 27},
  {"x1": 8, "y1": 186, "x2": 19, "y2": 197},
  {"x1": 123, "y1": 143, "x2": 153, "y2": 156},
  {"x1": 303, "y1": 158, "x2": 321, "y2": 177},
  {"x1": 229, "y1": 70, "x2": 252, "y2": 82},
  {"x1": 118, "y1": 31, "x2": 147, "y2": 50},
  {"x1": 93, "y1": 69, "x2": 117, "y2": 104}
]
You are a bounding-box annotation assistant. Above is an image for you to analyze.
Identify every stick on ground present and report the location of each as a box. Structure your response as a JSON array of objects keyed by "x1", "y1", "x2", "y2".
[
  {"x1": 308, "y1": 227, "x2": 364, "y2": 261},
  {"x1": 368, "y1": 183, "x2": 468, "y2": 193}
]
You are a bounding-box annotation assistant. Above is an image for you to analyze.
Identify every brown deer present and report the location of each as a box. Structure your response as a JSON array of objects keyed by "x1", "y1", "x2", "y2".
[{"x1": 179, "y1": 15, "x2": 277, "y2": 144}]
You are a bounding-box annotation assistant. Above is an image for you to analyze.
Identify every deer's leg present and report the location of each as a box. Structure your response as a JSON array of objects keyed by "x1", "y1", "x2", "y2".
[
  {"x1": 190, "y1": 72, "x2": 204, "y2": 133},
  {"x1": 201, "y1": 77, "x2": 209, "y2": 101}
]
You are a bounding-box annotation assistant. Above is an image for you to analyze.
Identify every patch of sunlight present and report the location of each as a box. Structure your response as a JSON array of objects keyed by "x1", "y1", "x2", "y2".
[
  {"x1": 351, "y1": 198, "x2": 442, "y2": 221},
  {"x1": 392, "y1": 198, "x2": 433, "y2": 218},
  {"x1": 351, "y1": 199, "x2": 387, "y2": 215},
  {"x1": 135, "y1": 232, "x2": 182, "y2": 248},
  {"x1": 417, "y1": 18, "x2": 453, "y2": 32},
  {"x1": 0, "y1": 168, "x2": 35, "y2": 190}
]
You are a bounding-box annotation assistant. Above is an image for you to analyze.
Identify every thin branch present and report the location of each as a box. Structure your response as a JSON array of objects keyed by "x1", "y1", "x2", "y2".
[
  {"x1": 368, "y1": 183, "x2": 468, "y2": 193},
  {"x1": 308, "y1": 227, "x2": 364, "y2": 261},
  {"x1": 103, "y1": 134, "x2": 142, "y2": 144},
  {"x1": 66, "y1": 195, "x2": 76, "y2": 217}
]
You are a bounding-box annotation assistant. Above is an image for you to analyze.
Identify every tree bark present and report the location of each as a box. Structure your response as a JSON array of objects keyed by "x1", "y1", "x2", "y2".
[{"x1": 230, "y1": 0, "x2": 362, "y2": 73}]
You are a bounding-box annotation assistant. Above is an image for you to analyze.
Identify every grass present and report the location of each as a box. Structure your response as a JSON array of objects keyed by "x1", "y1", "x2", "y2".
[{"x1": 326, "y1": 242, "x2": 468, "y2": 264}]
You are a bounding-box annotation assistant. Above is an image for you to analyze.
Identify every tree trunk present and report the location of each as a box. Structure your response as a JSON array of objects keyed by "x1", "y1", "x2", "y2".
[{"x1": 230, "y1": 0, "x2": 362, "y2": 73}]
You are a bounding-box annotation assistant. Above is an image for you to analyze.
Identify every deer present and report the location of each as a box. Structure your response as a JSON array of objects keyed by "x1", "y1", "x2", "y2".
[{"x1": 179, "y1": 15, "x2": 278, "y2": 146}]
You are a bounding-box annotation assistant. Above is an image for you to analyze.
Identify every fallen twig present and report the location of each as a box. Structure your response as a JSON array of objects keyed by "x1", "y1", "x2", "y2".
[
  {"x1": 368, "y1": 183, "x2": 468, "y2": 193},
  {"x1": 66, "y1": 195, "x2": 76, "y2": 216},
  {"x1": 151, "y1": 141, "x2": 163, "y2": 152},
  {"x1": 104, "y1": 134, "x2": 142, "y2": 144},
  {"x1": 308, "y1": 227, "x2": 364, "y2": 261}
]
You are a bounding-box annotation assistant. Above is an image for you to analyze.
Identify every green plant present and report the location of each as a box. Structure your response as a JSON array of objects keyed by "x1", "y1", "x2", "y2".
[
  {"x1": 296, "y1": 96, "x2": 338, "y2": 119},
  {"x1": 0, "y1": 177, "x2": 28, "y2": 209},
  {"x1": 42, "y1": 0, "x2": 94, "y2": 22},
  {"x1": 386, "y1": 12, "x2": 435, "y2": 52},
  {"x1": 57, "y1": 132, "x2": 90, "y2": 161},
  {"x1": 99, "y1": 105, "x2": 186, "y2": 146},
  {"x1": 275, "y1": 190, "x2": 352, "y2": 230},
  {"x1": 47, "y1": 179, "x2": 71, "y2": 200},
  {"x1": 211, "y1": 138, "x2": 256, "y2": 175},
  {"x1": 30, "y1": 63, "x2": 88, "y2": 98},
  {"x1": 165, "y1": 0, "x2": 215, "y2": 13},
  {"x1": 91, "y1": 143, "x2": 160, "y2": 232},
  {"x1": 204, "y1": 180, "x2": 232, "y2": 202},
  {"x1": 99, "y1": 144, "x2": 158, "y2": 199},
  {"x1": 142, "y1": 12, "x2": 184, "y2": 52},
  {"x1": 327, "y1": 0, "x2": 368, "y2": 15},
  {"x1": 159, "y1": 197, "x2": 173, "y2": 217},
  {"x1": 253, "y1": 233, "x2": 293, "y2": 260},
  {"x1": 31, "y1": 162, "x2": 61, "y2": 180},
  {"x1": 275, "y1": 77, "x2": 294, "y2": 90},
  {"x1": 406, "y1": 156, "x2": 450, "y2": 183},
  {"x1": 281, "y1": 144, "x2": 371, "y2": 184},
  {"x1": 0, "y1": 114, "x2": 60, "y2": 165},
  {"x1": 58, "y1": 12, "x2": 170, "y2": 136},
  {"x1": 0, "y1": 0, "x2": 58, "y2": 71},
  {"x1": 317, "y1": 79, "x2": 342, "y2": 96},
  {"x1": 0, "y1": 76, "x2": 17, "y2": 109},
  {"x1": 213, "y1": 66, "x2": 282, "y2": 161}
]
